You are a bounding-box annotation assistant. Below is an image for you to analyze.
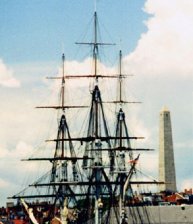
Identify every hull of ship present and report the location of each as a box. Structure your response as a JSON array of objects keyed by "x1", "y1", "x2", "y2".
[
  {"x1": 111, "y1": 205, "x2": 193, "y2": 224},
  {"x1": 80, "y1": 205, "x2": 193, "y2": 224}
]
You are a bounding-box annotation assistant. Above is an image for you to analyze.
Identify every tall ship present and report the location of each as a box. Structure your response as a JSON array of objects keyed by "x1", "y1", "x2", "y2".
[{"x1": 8, "y1": 9, "x2": 193, "y2": 224}]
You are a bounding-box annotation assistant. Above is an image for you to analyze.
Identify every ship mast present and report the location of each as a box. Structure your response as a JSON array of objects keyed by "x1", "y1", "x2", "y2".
[
  {"x1": 83, "y1": 11, "x2": 113, "y2": 224},
  {"x1": 77, "y1": 12, "x2": 145, "y2": 224},
  {"x1": 10, "y1": 54, "x2": 86, "y2": 222},
  {"x1": 39, "y1": 54, "x2": 83, "y2": 218},
  {"x1": 118, "y1": 50, "x2": 123, "y2": 106},
  {"x1": 115, "y1": 50, "x2": 132, "y2": 166},
  {"x1": 94, "y1": 11, "x2": 98, "y2": 81},
  {"x1": 50, "y1": 54, "x2": 75, "y2": 205},
  {"x1": 114, "y1": 50, "x2": 133, "y2": 224}
]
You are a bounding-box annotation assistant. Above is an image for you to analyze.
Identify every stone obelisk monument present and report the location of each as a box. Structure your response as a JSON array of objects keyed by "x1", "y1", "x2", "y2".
[{"x1": 159, "y1": 107, "x2": 177, "y2": 192}]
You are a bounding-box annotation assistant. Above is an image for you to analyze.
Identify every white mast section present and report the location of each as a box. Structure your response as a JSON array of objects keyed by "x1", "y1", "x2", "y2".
[{"x1": 20, "y1": 199, "x2": 39, "y2": 224}]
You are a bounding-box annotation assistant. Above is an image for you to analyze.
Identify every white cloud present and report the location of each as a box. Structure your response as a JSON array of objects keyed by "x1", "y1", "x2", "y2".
[
  {"x1": 0, "y1": 59, "x2": 20, "y2": 87},
  {"x1": 124, "y1": 0, "x2": 193, "y2": 78},
  {"x1": 0, "y1": 141, "x2": 37, "y2": 171}
]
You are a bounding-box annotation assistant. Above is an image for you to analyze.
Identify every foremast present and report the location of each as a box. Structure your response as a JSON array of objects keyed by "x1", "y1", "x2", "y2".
[
  {"x1": 10, "y1": 54, "x2": 85, "y2": 223},
  {"x1": 49, "y1": 54, "x2": 81, "y2": 214}
]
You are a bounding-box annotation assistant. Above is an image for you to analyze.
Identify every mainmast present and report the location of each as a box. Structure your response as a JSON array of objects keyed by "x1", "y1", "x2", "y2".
[
  {"x1": 80, "y1": 11, "x2": 113, "y2": 224},
  {"x1": 77, "y1": 12, "x2": 145, "y2": 224},
  {"x1": 118, "y1": 50, "x2": 123, "y2": 106},
  {"x1": 61, "y1": 53, "x2": 65, "y2": 111},
  {"x1": 94, "y1": 11, "x2": 98, "y2": 80}
]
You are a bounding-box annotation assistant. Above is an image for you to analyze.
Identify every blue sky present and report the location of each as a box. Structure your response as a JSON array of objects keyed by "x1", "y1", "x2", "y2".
[
  {"x1": 1, "y1": 0, "x2": 193, "y2": 207},
  {"x1": 0, "y1": 0, "x2": 147, "y2": 64}
]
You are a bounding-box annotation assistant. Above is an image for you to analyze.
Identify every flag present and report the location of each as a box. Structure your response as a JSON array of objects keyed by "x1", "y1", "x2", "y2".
[{"x1": 128, "y1": 154, "x2": 140, "y2": 164}]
